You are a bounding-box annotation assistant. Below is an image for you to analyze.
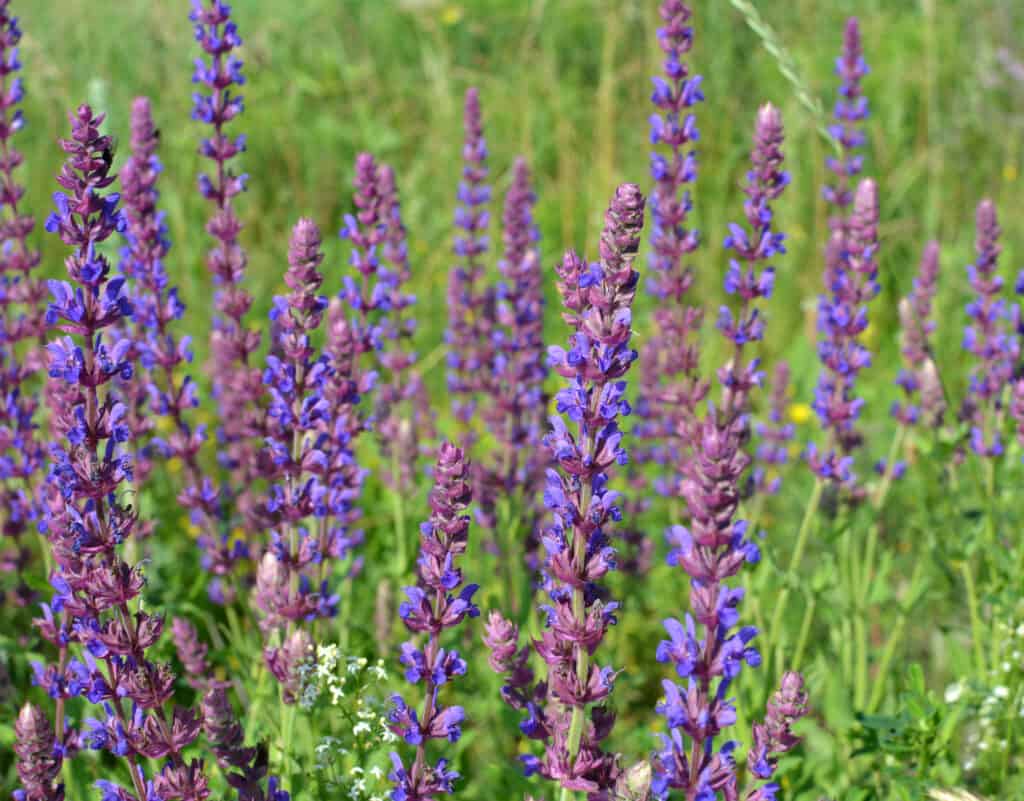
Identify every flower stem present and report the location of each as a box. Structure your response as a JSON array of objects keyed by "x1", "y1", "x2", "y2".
[{"x1": 767, "y1": 478, "x2": 823, "y2": 655}]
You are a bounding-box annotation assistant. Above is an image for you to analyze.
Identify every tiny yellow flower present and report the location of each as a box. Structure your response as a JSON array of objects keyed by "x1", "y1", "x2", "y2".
[
  {"x1": 167, "y1": 458, "x2": 182, "y2": 476},
  {"x1": 1003, "y1": 162, "x2": 1018, "y2": 183},
  {"x1": 440, "y1": 4, "x2": 463, "y2": 25},
  {"x1": 788, "y1": 403, "x2": 812, "y2": 425}
]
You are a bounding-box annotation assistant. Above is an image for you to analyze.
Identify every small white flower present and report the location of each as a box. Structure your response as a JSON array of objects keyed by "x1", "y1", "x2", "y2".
[
  {"x1": 1016, "y1": 623, "x2": 1024, "y2": 638},
  {"x1": 944, "y1": 683, "x2": 963, "y2": 704},
  {"x1": 354, "y1": 721, "x2": 371, "y2": 736},
  {"x1": 370, "y1": 766, "x2": 384, "y2": 780},
  {"x1": 994, "y1": 685, "x2": 1010, "y2": 699}
]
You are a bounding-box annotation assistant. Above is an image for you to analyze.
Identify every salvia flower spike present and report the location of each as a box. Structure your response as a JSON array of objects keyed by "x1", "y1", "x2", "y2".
[
  {"x1": 485, "y1": 184, "x2": 645, "y2": 796},
  {"x1": 191, "y1": 0, "x2": 265, "y2": 531},
  {"x1": 257, "y1": 218, "x2": 362, "y2": 687},
  {"x1": 476, "y1": 156, "x2": 547, "y2": 532},
  {"x1": 808, "y1": 178, "x2": 880, "y2": 486},
  {"x1": 637, "y1": 0, "x2": 707, "y2": 496},
  {"x1": 962, "y1": 200, "x2": 1017, "y2": 458},
  {"x1": 445, "y1": 87, "x2": 493, "y2": 432},
  {"x1": 40, "y1": 102, "x2": 212, "y2": 801},
  {"x1": 0, "y1": 0, "x2": 45, "y2": 612},
  {"x1": 810, "y1": 18, "x2": 876, "y2": 488},
  {"x1": 388, "y1": 442, "x2": 478, "y2": 801},
  {"x1": 653, "y1": 105, "x2": 806, "y2": 800},
  {"x1": 893, "y1": 241, "x2": 943, "y2": 430}
]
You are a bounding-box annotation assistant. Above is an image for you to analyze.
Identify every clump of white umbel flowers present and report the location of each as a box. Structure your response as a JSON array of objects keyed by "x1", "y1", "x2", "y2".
[
  {"x1": 297, "y1": 644, "x2": 396, "y2": 800},
  {"x1": 945, "y1": 609, "x2": 1024, "y2": 776}
]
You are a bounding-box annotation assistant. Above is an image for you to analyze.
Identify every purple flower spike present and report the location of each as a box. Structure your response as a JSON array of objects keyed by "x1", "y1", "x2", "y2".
[
  {"x1": 203, "y1": 686, "x2": 289, "y2": 801},
  {"x1": 40, "y1": 102, "x2": 211, "y2": 801},
  {"x1": 488, "y1": 184, "x2": 645, "y2": 797},
  {"x1": 810, "y1": 178, "x2": 880, "y2": 486},
  {"x1": 389, "y1": 443, "x2": 477, "y2": 801},
  {"x1": 0, "y1": 0, "x2": 45, "y2": 612},
  {"x1": 746, "y1": 672, "x2": 809, "y2": 789},
  {"x1": 14, "y1": 704, "x2": 64, "y2": 801},
  {"x1": 446, "y1": 87, "x2": 494, "y2": 430},
  {"x1": 823, "y1": 17, "x2": 870, "y2": 239},
  {"x1": 718, "y1": 102, "x2": 788, "y2": 420},
  {"x1": 962, "y1": 200, "x2": 1018, "y2": 458},
  {"x1": 652, "y1": 100, "x2": 803, "y2": 801},
  {"x1": 636, "y1": 0, "x2": 707, "y2": 496},
  {"x1": 257, "y1": 219, "x2": 365, "y2": 658},
  {"x1": 893, "y1": 241, "x2": 944, "y2": 428},
  {"x1": 476, "y1": 156, "x2": 547, "y2": 532},
  {"x1": 373, "y1": 161, "x2": 434, "y2": 491},
  {"x1": 191, "y1": 0, "x2": 265, "y2": 533}
]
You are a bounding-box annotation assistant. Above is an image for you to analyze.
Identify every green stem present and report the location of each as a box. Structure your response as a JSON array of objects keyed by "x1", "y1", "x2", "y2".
[
  {"x1": 867, "y1": 617, "x2": 906, "y2": 713},
  {"x1": 853, "y1": 614, "x2": 868, "y2": 709},
  {"x1": 767, "y1": 478, "x2": 823, "y2": 651},
  {"x1": 790, "y1": 594, "x2": 816, "y2": 671},
  {"x1": 391, "y1": 444, "x2": 408, "y2": 578},
  {"x1": 960, "y1": 561, "x2": 986, "y2": 676},
  {"x1": 862, "y1": 425, "x2": 906, "y2": 589}
]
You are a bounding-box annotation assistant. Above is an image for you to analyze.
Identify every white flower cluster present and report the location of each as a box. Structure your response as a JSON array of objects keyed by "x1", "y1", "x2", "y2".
[
  {"x1": 297, "y1": 644, "x2": 397, "y2": 800},
  {"x1": 951, "y1": 613, "x2": 1024, "y2": 774}
]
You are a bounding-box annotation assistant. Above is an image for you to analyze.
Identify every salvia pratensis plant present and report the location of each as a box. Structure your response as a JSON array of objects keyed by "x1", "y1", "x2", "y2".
[
  {"x1": 191, "y1": 0, "x2": 264, "y2": 552},
  {"x1": 373, "y1": 161, "x2": 433, "y2": 492},
  {"x1": 484, "y1": 183, "x2": 645, "y2": 797},
  {"x1": 809, "y1": 16, "x2": 876, "y2": 488},
  {"x1": 446, "y1": 87, "x2": 493, "y2": 435},
  {"x1": 0, "y1": 0, "x2": 44, "y2": 612},
  {"x1": 40, "y1": 102, "x2": 212, "y2": 801},
  {"x1": 652, "y1": 104, "x2": 803, "y2": 801},
  {"x1": 637, "y1": 0, "x2": 707, "y2": 497},
  {"x1": 388, "y1": 442, "x2": 478, "y2": 801},
  {"x1": 476, "y1": 156, "x2": 546, "y2": 538},
  {"x1": 962, "y1": 200, "x2": 1018, "y2": 460}
]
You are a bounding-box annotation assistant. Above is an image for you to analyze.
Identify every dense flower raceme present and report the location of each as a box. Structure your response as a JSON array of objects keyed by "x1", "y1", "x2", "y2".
[
  {"x1": 652, "y1": 105, "x2": 802, "y2": 801},
  {"x1": 256, "y1": 219, "x2": 368, "y2": 689},
  {"x1": 0, "y1": 0, "x2": 45, "y2": 611},
  {"x1": 484, "y1": 184, "x2": 646, "y2": 798},
  {"x1": 636, "y1": 0, "x2": 707, "y2": 494},
  {"x1": 809, "y1": 19, "x2": 876, "y2": 487},
  {"x1": 476, "y1": 156, "x2": 547, "y2": 532},
  {"x1": 191, "y1": 0, "x2": 265, "y2": 535},
  {"x1": 823, "y1": 18, "x2": 869, "y2": 235},
  {"x1": 892, "y1": 241, "x2": 944, "y2": 429},
  {"x1": 13, "y1": 703, "x2": 64, "y2": 801},
  {"x1": 373, "y1": 160, "x2": 435, "y2": 491},
  {"x1": 203, "y1": 686, "x2": 290, "y2": 801},
  {"x1": 962, "y1": 200, "x2": 1019, "y2": 458},
  {"x1": 808, "y1": 178, "x2": 880, "y2": 486},
  {"x1": 717, "y1": 103, "x2": 788, "y2": 420},
  {"x1": 36, "y1": 103, "x2": 212, "y2": 801},
  {"x1": 388, "y1": 442, "x2": 479, "y2": 801},
  {"x1": 446, "y1": 87, "x2": 493, "y2": 430}
]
